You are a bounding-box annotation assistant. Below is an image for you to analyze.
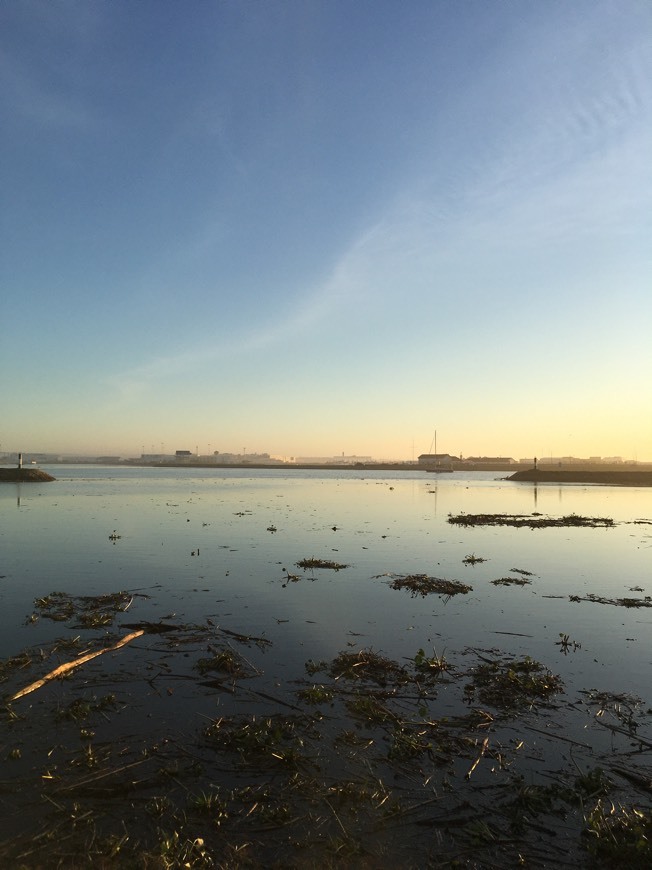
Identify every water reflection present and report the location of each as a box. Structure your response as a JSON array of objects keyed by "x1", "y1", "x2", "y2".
[
  {"x1": 1, "y1": 466, "x2": 650, "y2": 866},
  {"x1": 1, "y1": 468, "x2": 650, "y2": 701}
]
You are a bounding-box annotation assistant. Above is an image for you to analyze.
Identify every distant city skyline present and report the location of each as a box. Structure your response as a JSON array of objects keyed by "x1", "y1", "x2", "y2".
[
  {"x1": 2, "y1": 2, "x2": 650, "y2": 463},
  {"x1": 1, "y1": 445, "x2": 648, "y2": 465}
]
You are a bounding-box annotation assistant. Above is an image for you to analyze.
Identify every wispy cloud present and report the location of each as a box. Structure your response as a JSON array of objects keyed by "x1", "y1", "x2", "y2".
[{"x1": 105, "y1": 230, "x2": 374, "y2": 401}]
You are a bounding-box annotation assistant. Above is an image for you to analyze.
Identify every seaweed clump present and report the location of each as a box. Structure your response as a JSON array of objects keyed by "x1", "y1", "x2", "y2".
[
  {"x1": 465, "y1": 656, "x2": 563, "y2": 711},
  {"x1": 569, "y1": 593, "x2": 652, "y2": 608},
  {"x1": 328, "y1": 648, "x2": 409, "y2": 686},
  {"x1": 31, "y1": 591, "x2": 136, "y2": 628},
  {"x1": 448, "y1": 512, "x2": 614, "y2": 529},
  {"x1": 491, "y1": 577, "x2": 532, "y2": 587},
  {"x1": 388, "y1": 574, "x2": 472, "y2": 598},
  {"x1": 296, "y1": 557, "x2": 348, "y2": 571},
  {"x1": 583, "y1": 802, "x2": 652, "y2": 868}
]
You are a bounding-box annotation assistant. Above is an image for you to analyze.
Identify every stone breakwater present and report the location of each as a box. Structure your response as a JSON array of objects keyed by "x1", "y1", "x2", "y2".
[
  {"x1": 0, "y1": 468, "x2": 56, "y2": 482},
  {"x1": 508, "y1": 469, "x2": 652, "y2": 487}
]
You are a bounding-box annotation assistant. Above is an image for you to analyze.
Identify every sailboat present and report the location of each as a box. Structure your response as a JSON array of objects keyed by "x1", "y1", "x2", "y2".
[{"x1": 426, "y1": 431, "x2": 454, "y2": 473}]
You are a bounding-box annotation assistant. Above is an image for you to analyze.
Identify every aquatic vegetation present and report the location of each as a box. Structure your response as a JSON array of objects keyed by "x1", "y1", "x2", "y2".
[
  {"x1": 463, "y1": 553, "x2": 486, "y2": 565},
  {"x1": 57, "y1": 693, "x2": 117, "y2": 722},
  {"x1": 491, "y1": 576, "x2": 532, "y2": 586},
  {"x1": 413, "y1": 646, "x2": 450, "y2": 675},
  {"x1": 556, "y1": 632, "x2": 582, "y2": 652},
  {"x1": 328, "y1": 648, "x2": 409, "y2": 685},
  {"x1": 296, "y1": 556, "x2": 349, "y2": 570},
  {"x1": 32, "y1": 590, "x2": 136, "y2": 627},
  {"x1": 387, "y1": 573, "x2": 472, "y2": 597},
  {"x1": 154, "y1": 831, "x2": 212, "y2": 868},
  {"x1": 203, "y1": 714, "x2": 313, "y2": 771},
  {"x1": 583, "y1": 801, "x2": 652, "y2": 867},
  {"x1": 0, "y1": 651, "x2": 33, "y2": 684},
  {"x1": 1, "y1": 465, "x2": 650, "y2": 869},
  {"x1": 297, "y1": 684, "x2": 334, "y2": 705},
  {"x1": 345, "y1": 693, "x2": 395, "y2": 724},
  {"x1": 388, "y1": 725, "x2": 432, "y2": 760},
  {"x1": 574, "y1": 766, "x2": 613, "y2": 799},
  {"x1": 195, "y1": 647, "x2": 250, "y2": 678},
  {"x1": 448, "y1": 512, "x2": 615, "y2": 528},
  {"x1": 0, "y1": 619, "x2": 649, "y2": 868},
  {"x1": 465, "y1": 655, "x2": 563, "y2": 710},
  {"x1": 569, "y1": 593, "x2": 652, "y2": 608},
  {"x1": 499, "y1": 777, "x2": 571, "y2": 832},
  {"x1": 304, "y1": 658, "x2": 328, "y2": 676}
]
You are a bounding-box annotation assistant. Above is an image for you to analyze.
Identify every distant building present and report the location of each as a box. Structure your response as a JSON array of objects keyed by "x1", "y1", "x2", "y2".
[
  {"x1": 417, "y1": 453, "x2": 458, "y2": 466},
  {"x1": 465, "y1": 456, "x2": 517, "y2": 465},
  {"x1": 296, "y1": 455, "x2": 375, "y2": 465},
  {"x1": 175, "y1": 450, "x2": 194, "y2": 462}
]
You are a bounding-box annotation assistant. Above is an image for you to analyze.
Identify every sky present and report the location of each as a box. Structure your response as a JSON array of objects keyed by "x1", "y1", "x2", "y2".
[{"x1": 1, "y1": 0, "x2": 651, "y2": 461}]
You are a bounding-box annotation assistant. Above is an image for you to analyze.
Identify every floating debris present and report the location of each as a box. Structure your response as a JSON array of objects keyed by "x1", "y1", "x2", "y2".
[
  {"x1": 556, "y1": 633, "x2": 581, "y2": 653},
  {"x1": 8, "y1": 631, "x2": 144, "y2": 702},
  {"x1": 195, "y1": 648, "x2": 252, "y2": 679},
  {"x1": 491, "y1": 576, "x2": 532, "y2": 587},
  {"x1": 32, "y1": 590, "x2": 137, "y2": 627},
  {"x1": 281, "y1": 567, "x2": 301, "y2": 585},
  {"x1": 463, "y1": 554, "x2": 486, "y2": 565},
  {"x1": 569, "y1": 593, "x2": 652, "y2": 608},
  {"x1": 296, "y1": 557, "x2": 348, "y2": 571},
  {"x1": 413, "y1": 646, "x2": 451, "y2": 675},
  {"x1": 0, "y1": 619, "x2": 649, "y2": 869},
  {"x1": 465, "y1": 655, "x2": 563, "y2": 710},
  {"x1": 584, "y1": 801, "x2": 652, "y2": 867},
  {"x1": 328, "y1": 647, "x2": 409, "y2": 685},
  {"x1": 386, "y1": 574, "x2": 472, "y2": 598},
  {"x1": 297, "y1": 684, "x2": 334, "y2": 705},
  {"x1": 448, "y1": 512, "x2": 615, "y2": 529}
]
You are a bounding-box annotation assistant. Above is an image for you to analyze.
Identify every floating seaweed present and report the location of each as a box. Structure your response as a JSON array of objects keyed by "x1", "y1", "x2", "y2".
[
  {"x1": 31, "y1": 590, "x2": 138, "y2": 628},
  {"x1": 465, "y1": 655, "x2": 563, "y2": 710},
  {"x1": 296, "y1": 557, "x2": 348, "y2": 570},
  {"x1": 448, "y1": 512, "x2": 615, "y2": 529},
  {"x1": 1, "y1": 591, "x2": 650, "y2": 869},
  {"x1": 463, "y1": 553, "x2": 486, "y2": 565},
  {"x1": 569, "y1": 593, "x2": 652, "y2": 608},
  {"x1": 328, "y1": 647, "x2": 409, "y2": 685},
  {"x1": 386, "y1": 573, "x2": 472, "y2": 598}
]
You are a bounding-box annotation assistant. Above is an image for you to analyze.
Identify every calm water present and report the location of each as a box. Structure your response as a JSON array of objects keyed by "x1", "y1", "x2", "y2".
[
  {"x1": 2, "y1": 465, "x2": 651, "y2": 863},
  {"x1": 2, "y1": 466, "x2": 650, "y2": 701}
]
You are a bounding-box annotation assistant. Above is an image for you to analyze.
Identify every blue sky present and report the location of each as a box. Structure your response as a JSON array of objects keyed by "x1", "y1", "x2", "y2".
[{"x1": 1, "y1": 0, "x2": 651, "y2": 460}]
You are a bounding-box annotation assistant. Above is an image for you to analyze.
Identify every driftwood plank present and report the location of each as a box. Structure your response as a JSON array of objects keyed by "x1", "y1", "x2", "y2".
[{"x1": 8, "y1": 630, "x2": 145, "y2": 702}]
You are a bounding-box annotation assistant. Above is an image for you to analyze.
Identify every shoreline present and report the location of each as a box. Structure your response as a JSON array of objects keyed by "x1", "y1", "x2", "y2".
[
  {"x1": 507, "y1": 469, "x2": 652, "y2": 486},
  {"x1": 0, "y1": 468, "x2": 56, "y2": 482},
  {"x1": 4, "y1": 464, "x2": 651, "y2": 487}
]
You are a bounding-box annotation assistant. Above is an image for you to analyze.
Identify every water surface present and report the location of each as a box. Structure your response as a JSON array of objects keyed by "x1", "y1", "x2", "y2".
[{"x1": 1, "y1": 466, "x2": 650, "y2": 864}]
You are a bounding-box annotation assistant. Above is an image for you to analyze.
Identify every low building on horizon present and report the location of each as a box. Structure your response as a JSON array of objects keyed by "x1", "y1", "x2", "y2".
[
  {"x1": 417, "y1": 453, "x2": 459, "y2": 466},
  {"x1": 464, "y1": 456, "x2": 517, "y2": 465}
]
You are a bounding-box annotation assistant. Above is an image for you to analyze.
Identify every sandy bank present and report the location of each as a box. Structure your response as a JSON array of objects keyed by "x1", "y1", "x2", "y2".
[{"x1": 508, "y1": 469, "x2": 652, "y2": 487}]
